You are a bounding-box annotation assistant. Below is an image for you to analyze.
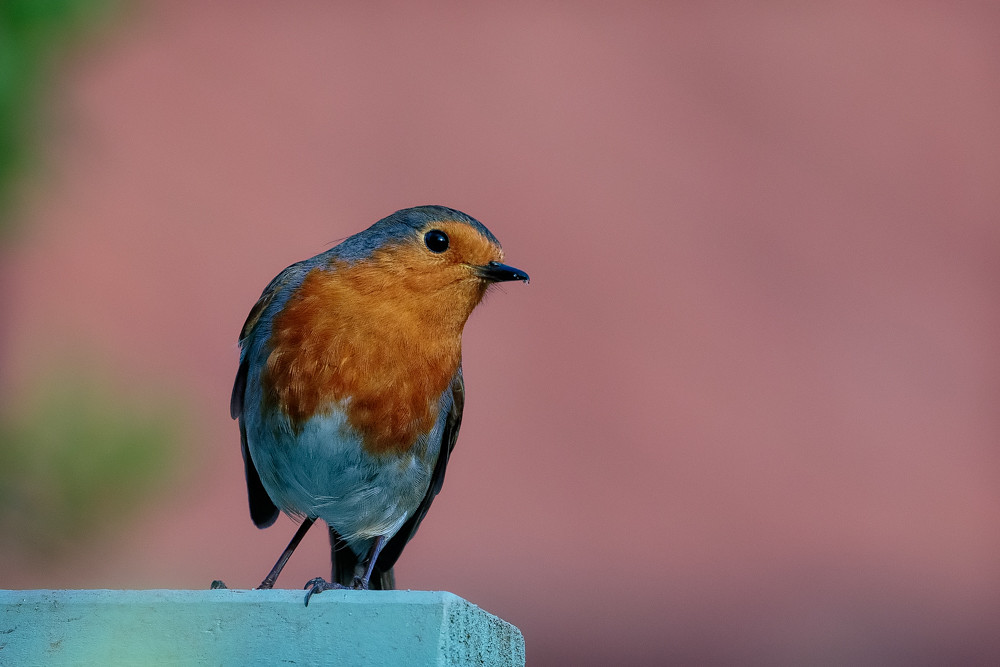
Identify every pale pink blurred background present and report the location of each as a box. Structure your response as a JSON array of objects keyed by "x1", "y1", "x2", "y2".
[{"x1": 3, "y1": 2, "x2": 1000, "y2": 664}]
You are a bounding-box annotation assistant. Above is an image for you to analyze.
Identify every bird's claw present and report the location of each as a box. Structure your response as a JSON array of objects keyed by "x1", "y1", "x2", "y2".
[{"x1": 303, "y1": 577, "x2": 347, "y2": 606}]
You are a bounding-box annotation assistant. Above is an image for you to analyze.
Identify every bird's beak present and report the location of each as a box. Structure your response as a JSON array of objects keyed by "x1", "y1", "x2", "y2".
[{"x1": 475, "y1": 261, "x2": 530, "y2": 284}]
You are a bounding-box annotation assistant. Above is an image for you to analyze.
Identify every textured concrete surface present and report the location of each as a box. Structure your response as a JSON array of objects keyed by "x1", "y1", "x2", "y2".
[{"x1": 0, "y1": 589, "x2": 525, "y2": 666}]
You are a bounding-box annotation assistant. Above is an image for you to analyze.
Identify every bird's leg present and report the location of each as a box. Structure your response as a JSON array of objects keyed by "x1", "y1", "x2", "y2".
[
  {"x1": 303, "y1": 534, "x2": 388, "y2": 606},
  {"x1": 257, "y1": 517, "x2": 314, "y2": 590},
  {"x1": 353, "y1": 535, "x2": 388, "y2": 590}
]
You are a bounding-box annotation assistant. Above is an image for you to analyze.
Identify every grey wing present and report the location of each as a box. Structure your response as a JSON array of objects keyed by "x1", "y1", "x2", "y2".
[
  {"x1": 231, "y1": 264, "x2": 306, "y2": 529},
  {"x1": 373, "y1": 368, "x2": 466, "y2": 572}
]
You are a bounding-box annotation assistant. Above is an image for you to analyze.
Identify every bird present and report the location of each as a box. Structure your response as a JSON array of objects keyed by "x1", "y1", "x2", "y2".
[{"x1": 229, "y1": 205, "x2": 528, "y2": 604}]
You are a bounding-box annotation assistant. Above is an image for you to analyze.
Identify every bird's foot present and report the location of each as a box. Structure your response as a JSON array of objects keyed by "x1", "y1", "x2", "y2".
[{"x1": 303, "y1": 577, "x2": 347, "y2": 606}]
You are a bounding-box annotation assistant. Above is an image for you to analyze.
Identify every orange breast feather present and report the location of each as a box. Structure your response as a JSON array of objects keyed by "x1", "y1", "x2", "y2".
[{"x1": 262, "y1": 242, "x2": 485, "y2": 456}]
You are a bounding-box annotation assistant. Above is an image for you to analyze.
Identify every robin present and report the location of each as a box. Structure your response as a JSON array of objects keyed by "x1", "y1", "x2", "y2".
[{"x1": 229, "y1": 205, "x2": 528, "y2": 603}]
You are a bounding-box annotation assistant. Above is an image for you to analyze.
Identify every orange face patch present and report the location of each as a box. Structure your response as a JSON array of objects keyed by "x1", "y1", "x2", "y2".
[
  {"x1": 422, "y1": 219, "x2": 505, "y2": 268},
  {"x1": 262, "y1": 221, "x2": 501, "y2": 455}
]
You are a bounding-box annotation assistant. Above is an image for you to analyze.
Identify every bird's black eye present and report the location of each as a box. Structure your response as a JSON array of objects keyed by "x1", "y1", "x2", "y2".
[{"x1": 424, "y1": 229, "x2": 449, "y2": 253}]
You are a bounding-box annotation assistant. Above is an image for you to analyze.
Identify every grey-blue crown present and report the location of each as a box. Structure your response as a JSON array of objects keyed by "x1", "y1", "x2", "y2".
[{"x1": 334, "y1": 206, "x2": 500, "y2": 263}]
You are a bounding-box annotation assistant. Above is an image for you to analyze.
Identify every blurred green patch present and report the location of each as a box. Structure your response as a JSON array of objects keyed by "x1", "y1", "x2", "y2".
[
  {"x1": 0, "y1": 368, "x2": 187, "y2": 557},
  {"x1": 0, "y1": 0, "x2": 122, "y2": 233},
  {"x1": 0, "y1": 0, "x2": 185, "y2": 563},
  {"x1": 0, "y1": 0, "x2": 188, "y2": 565}
]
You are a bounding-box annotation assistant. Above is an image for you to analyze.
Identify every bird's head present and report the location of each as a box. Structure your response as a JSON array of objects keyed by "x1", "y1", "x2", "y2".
[{"x1": 333, "y1": 206, "x2": 529, "y2": 330}]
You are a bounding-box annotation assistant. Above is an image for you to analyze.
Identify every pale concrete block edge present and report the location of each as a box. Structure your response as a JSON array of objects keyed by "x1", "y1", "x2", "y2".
[{"x1": 0, "y1": 589, "x2": 525, "y2": 667}]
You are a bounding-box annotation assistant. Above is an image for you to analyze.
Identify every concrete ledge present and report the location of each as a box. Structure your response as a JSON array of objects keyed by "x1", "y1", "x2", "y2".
[{"x1": 0, "y1": 589, "x2": 525, "y2": 666}]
